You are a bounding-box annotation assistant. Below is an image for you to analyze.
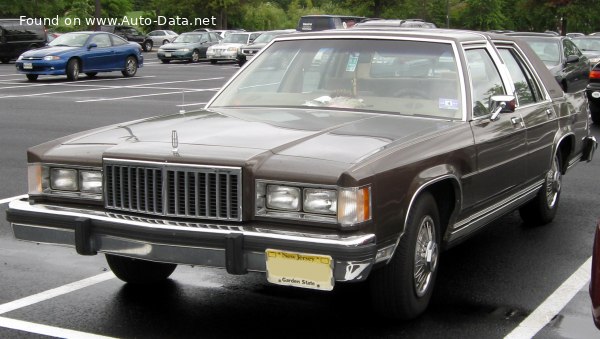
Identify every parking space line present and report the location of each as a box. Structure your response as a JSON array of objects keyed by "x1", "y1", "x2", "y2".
[
  {"x1": 176, "y1": 102, "x2": 207, "y2": 107},
  {"x1": 504, "y1": 256, "x2": 592, "y2": 339},
  {"x1": 0, "y1": 74, "x2": 20, "y2": 77},
  {"x1": 0, "y1": 194, "x2": 27, "y2": 205},
  {"x1": 0, "y1": 316, "x2": 117, "y2": 339},
  {"x1": 76, "y1": 88, "x2": 220, "y2": 103},
  {"x1": 0, "y1": 75, "x2": 157, "y2": 91},
  {"x1": 0, "y1": 272, "x2": 115, "y2": 315}
]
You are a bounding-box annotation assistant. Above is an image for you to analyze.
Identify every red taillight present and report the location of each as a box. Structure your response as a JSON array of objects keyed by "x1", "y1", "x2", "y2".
[{"x1": 590, "y1": 70, "x2": 600, "y2": 79}]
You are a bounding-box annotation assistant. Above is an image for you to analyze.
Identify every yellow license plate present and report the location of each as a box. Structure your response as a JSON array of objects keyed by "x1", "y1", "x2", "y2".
[{"x1": 265, "y1": 249, "x2": 334, "y2": 291}]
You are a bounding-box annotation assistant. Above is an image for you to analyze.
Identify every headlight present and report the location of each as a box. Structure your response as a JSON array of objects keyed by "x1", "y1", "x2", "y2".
[
  {"x1": 43, "y1": 55, "x2": 60, "y2": 61},
  {"x1": 590, "y1": 57, "x2": 600, "y2": 65},
  {"x1": 338, "y1": 186, "x2": 371, "y2": 227},
  {"x1": 303, "y1": 188, "x2": 336, "y2": 214},
  {"x1": 266, "y1": 185, "x2": 300, "y2": 211},
  {"x1": 17, "y1": 55, "x2": 24, "y2": 61},
  {"x1": 51, "y1": 168, "x2": 78, "y2": 191},
  {"x1": 80, "y1": 170, "x2": 102, "y2": 194},
  {"x1": 28, "y1": 163, "x2": 102, "y2": 200}
]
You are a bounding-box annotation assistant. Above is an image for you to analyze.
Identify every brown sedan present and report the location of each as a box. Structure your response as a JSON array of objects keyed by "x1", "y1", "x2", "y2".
[{"x1": 6, "y1": 29, "x2": 597, "y2": 320}]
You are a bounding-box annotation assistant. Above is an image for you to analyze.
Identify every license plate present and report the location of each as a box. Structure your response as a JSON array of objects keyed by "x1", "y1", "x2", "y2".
[
  {"x1": 164, "y1": 52, "x2": 171, "y2": 57},
  {"x1": 23, "y1": 63, "x2": 33, "y2": 70},
  {"x1": 265, "y1": 249, "x2": 334, "y2": 291},
  {"x1": 215, "y1": 51, "x2": 221, "y2": 56}
]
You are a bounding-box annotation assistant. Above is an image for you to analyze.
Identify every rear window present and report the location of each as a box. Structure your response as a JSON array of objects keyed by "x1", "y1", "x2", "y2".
[{"x1": 297, "y1": 17, "x2": 341, "y2": 31}]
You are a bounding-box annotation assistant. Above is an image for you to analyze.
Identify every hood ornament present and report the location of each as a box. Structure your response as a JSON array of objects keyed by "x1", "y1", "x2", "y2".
[{"x1": 171, "y1": 130, "x2": 179, "y2": 155}]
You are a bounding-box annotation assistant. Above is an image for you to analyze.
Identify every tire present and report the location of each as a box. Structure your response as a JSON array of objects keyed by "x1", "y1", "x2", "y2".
[
  {"x1": 1, "y1": 57, "x2": 10, "y2": 64},
  {"x1": 191, "y1": 49, "x2": 200, "y2": 63},
  {"x1": 85, "y1": 72, "x2": 97, "y2": 78},
  {"x1": 238, "y1": 60, "x2": 245, "y2": 67},
  {"x1": 162, "y1": 40, "x2": 169, "y2": 45},
  {"x1": 161, "y1": 59, "x2": 171, "y2": 64},
  {"x1": 519, "y1": 152, "x2": 562, "y2": 226},
  {"x1": 121, "y1": 56, "x2": 138, "y2": 77},
  {"x1": 369, "y1": 192, "x2": 441, "y2": 320},
  {"x1": 26, "y1": 74, "x2": 38, "y2": 81},
  {"x1": 590, "y1": 101, "x2": 600, "y2": 125},
  {"x1": 143, "y1": 40, "x2": 153, "y2": 52},
  {"x1": 66, "y1": 59, "x2": 80, "y2": 81},
  {"x1": 210, "y1": 59, "x2": 217, "y2": 64},
  {"x1": 105, "y1": 254, "x2": 177, "y2": 284}
]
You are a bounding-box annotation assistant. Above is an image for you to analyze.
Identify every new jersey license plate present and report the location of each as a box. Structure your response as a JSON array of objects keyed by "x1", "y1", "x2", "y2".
[{"x1": 265, "y1": 249, "x2": 334, "y2": 291}]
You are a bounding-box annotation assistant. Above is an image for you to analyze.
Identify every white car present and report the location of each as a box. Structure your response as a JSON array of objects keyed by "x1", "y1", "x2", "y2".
[
  {"x1": 206, "y1": 32, "x2": 262, "y2": 64},
  {"x1": 147, "y1": 30, "x2": 179, "y2": 46}
]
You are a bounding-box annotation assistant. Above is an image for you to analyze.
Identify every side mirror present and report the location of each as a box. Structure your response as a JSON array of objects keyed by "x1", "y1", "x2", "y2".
[
  {"x1": 87, "y1": 43, "x2": 98, "y2": 50},
  {"x1": 489, "y1": 95, "x2": 516, "y2": 121},
  {"x1": 565, "y1": 55, "x2": 580, "y2": 64}
]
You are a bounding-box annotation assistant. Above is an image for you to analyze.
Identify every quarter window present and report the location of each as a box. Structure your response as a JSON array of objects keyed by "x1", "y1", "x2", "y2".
[{"x1": 465, "y1": 49, "x2": 505, "y2": 117}]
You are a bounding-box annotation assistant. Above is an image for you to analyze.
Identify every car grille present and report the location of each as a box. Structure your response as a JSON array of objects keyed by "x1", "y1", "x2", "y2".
[
  {"x1": 104, "y1": 160, "x2": 242, "y2": 221},
  {"x1": 20, "y1": 56, "x2": 43, "y2": 60},
  {"x1": 241, "y1": 49, "x2": 259, "y2": 55}
]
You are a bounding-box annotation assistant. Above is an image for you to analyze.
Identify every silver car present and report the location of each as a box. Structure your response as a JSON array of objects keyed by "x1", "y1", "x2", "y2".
[{"x1": 147, "y1": 30, "x2": 179, "y2": 46}]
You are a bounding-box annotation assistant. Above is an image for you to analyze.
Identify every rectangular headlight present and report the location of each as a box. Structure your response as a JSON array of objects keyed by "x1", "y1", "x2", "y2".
[
  {"x1": 80, "y1": 170, "x2": 102, "y2": 193},
  {"x1": 50, "y1": 168, "x2": 78, "y2": 191},
  {"x1": 338, "y1": 186, "x2": 371, "y2": 227},
  {"x1": 303, "y1": 188, "x2": 337, "y2": 215},
  {"x1": 266, "y1": 185, "x2": 301, "y2": 211}
]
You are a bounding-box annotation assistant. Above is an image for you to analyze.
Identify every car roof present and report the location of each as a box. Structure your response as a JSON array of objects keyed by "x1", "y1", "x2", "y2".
[{"x1": 504, "y1": 32, "x2": 563, "y2": 39}]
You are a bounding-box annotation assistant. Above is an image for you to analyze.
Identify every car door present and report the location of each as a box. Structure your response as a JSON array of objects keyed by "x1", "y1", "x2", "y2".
[
  {"x1": 496, "y1": 46, "x2": 558, "y2": 185},
  {"x1": 84, "y1": 33, "x2": 116, "y2": 71},
  {"x1": 109, "y1": 34, "x2": 130, "y2": 69},
  {"x1": 464, "y1": 47, "x2": 528, "y2": 212}
]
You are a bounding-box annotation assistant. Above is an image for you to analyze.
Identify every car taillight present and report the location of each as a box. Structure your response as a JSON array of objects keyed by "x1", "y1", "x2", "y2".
[{"x1": 590, "y1": 70, "x2": 600, "y2": 79}]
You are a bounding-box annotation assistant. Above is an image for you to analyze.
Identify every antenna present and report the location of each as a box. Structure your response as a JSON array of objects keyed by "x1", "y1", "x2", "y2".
[{"x1": 179, "y1": 89, "x2": 186, "y2": 114}]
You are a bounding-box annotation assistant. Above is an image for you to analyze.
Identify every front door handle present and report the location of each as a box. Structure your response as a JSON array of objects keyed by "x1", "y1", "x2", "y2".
[{"x1": 511, "y1": 117, "x2": 525, "y2": 128}]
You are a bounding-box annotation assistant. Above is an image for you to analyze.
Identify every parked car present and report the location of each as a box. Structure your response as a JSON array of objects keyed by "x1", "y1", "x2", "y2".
[
  {"x1": 0, "y1": 19, "x2": 47, "y2": 63},
  {"x1": 206, "y1": 32, "x2": 261, "y2": 64},
  {"x1": 157, "y1": 31, "x2": 221, "y2": 63},
  {"x1": 147, "y1": 30, "x2": 179, "y2": 46},
  {"x1": 586, "y1": 63, "x2": 600, "y2": 124},
  {"x1": 6, "y1": 29, "x2": 597, "y2": 321},
  {"x1": 15, "y1": 31, "x2": 143, "y2": 81},
  {"x1": 296, "y1": 15, "x2": 366, "y2": 31},
  {"x1": 507, "y1": 32, "x2": 590, "y2": 92},
  {"x1": 213, "y1": 30, "x2": 243, "y2": 39},
  {"x1": 236, "y1": 29, "x2": 294, "y2": 66},
  {"x1": 99, "y1": 25, "x2": 153, "y2": 52},
  {"x1": 354, "y1": 18, "x2": 437, "y2": 28},
  {"x1": 571, "y1": 36, "x2": 600, "y2": 66}
]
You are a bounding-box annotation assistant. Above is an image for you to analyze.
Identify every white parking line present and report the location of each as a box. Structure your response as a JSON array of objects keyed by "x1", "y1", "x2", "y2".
[
  {"x1": 0, "y1": 317, "x2": 117, "y2": 339},
  {"x1": 504, "y1": 256, "x2": 592, "y2": 339},
  {"x1": 176, "y1": 102, "x2": 207, "y2": 107},
  {"x1": 0, "y1": 194, "x2": 27, "y2": 205},
  {"x1": 0, "y1": 272, "x2": 115, "y2": 315},
  {"x1": 0, "y1": 74, "x2": 20, "y2": 77},
  {"x1": 0, "y1": 75, "x2": 157, "y2": 91},
  {"x1": 76, "y1": 88, "x2": 219, "y2": 103}
]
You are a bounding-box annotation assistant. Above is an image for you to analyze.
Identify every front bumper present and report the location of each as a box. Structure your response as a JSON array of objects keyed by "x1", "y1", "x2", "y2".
[
  {"x1": 207, "y1": 51, "x2": 237, "y2": 61},
  {"x1": 157, "y1": 50, "x2": 193, "y2": 61},
  {"x1": 15, "y1": 60, "x2": 66, "y2": 75},
  {"x1": 7, "y1": 198, "x2": 377, "y2": 282}
]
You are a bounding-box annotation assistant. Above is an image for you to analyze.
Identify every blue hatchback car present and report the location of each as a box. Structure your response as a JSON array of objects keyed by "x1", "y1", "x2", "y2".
[{"x1": 15, "y1": 31, "x2": 144, "y2": 81}]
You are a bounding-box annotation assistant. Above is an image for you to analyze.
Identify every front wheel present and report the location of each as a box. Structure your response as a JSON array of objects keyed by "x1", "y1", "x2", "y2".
[
  {"x1": 66, "y1": 59, "x2": 80, "y2": 81},
  {"x1": 121, "y1": 56, "x2": 138, "y2": 77},
  {"x1": 105, "y1": 254, "x2": 177, "y2": 284},
  {"x1": 590, "y1": 101, "x2": 600, "y2": 125},
  {"x1": 26, "y1": 74, "x2": 38, "y2": 81},
  {"x1": 210, "y1": 59, "x2": 217, "y2": 64},
  {"x1": 369, "y1": 192, "x2": 440, "y2": 320},
  {"x1": 1, "y1": 57, "x2": 10, "y2": 64},
  {"x1": 160, "y1": 59, "x2": 170, "y2": 64},
  {"x1": 190, "y1": 50, "x2": 200, "y2": 63},
  {"x1": 519, "y1": 152, "x2": 562, "y2": 226}
]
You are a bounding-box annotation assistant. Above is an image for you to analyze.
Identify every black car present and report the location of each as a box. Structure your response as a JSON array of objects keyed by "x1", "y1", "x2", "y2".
[
  {"x1": 99, "y1": 25, "x2": 153, "y2": 52},
  {"x1": 571, "y1": 36, "x2": 600, "y2": 66},
  {"x1": 0, "y1": 19, "x2": 47, "y2": 63},
  {"x1": 507, "y1": 32, "x2": 589, "y2": 93}
]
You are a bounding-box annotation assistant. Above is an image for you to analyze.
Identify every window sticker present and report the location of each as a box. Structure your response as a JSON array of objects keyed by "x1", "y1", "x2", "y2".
[
  {"x1": 439, "y1": 98, "x2": 459, "y2": 110},
  {"x1": 346, "y1": 54, "x2": 359, "y2": 72}
]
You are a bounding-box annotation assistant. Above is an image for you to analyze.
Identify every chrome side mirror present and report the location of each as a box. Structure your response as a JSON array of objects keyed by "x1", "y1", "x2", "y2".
[{"x1": 489, "y1": 95, "x2": 516, "y2": 121}]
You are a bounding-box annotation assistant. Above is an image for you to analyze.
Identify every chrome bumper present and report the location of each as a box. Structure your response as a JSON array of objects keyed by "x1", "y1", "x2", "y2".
[{"x1": 7, "y1": 199, "x2": 377, "y2": 282}]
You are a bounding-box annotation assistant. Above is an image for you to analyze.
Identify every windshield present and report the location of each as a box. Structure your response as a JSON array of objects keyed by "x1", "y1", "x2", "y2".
[
  {"x1": 223, "y1": 33, "x2": 249, "y2": 44},
  {"x1": 252, "y1": 33, "x2": 280, "y2": 44},
  {"x1": 520, "y1": 38, "x2": 561, "y2": 66},
  {"x1": 173, "y1": 34, "x2": 203, "y2": 43},
  {"x1": 209, "y1": 39, "x2": 463, "y2": 120},
  {"x1": 573, "y1": 38, "x2": 600, "y2": 52},
  {"x1": 48, "y1": 33, "x2": 90, "y2": 47}
]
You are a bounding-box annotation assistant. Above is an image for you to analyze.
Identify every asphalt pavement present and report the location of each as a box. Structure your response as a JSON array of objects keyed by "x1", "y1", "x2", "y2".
[{"x1": 0, "y1": 51, "x2": 599, "y2": 338}]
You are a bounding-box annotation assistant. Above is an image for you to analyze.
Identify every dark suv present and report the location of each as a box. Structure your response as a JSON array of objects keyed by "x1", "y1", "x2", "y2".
[
  {"x1": 99, "y1": 25, "x2": 153, "y2": 52},
  {"x1": 0, "y1": 19, "x2": 47, "y2": 63}
]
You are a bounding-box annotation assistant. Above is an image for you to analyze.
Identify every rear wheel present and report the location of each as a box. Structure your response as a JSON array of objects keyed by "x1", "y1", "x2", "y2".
[
  {"x1": 210, "y1": 59, "x2": 217, "y2": 64},
  {"x1": 161, "y1": 59, "x2": 170, "y2": 64},
  {"x1": 121, "y1": 56, "x2": 138, "y2": 77},
  {"x1": 369, "y1": 192, "x2": 440, "y2": 320},
  {"x1": 106, "y1": 254, "x2": 177, "y2": 284},
  {"x1": 519, "y1": 152, "x2": 562, "y2": 226},
  {"x1": 162, "y1": 40, "x2": 169, "y2": 45},
  {"x1": 143, "y1": 40, "x2": 153, "y2": 52},
  {"x1": 26, "y1": 74, "x2": 38, "y2": 81},
  {"x1": 66, "y1": 59, "x2": 80, "y2": 81}
]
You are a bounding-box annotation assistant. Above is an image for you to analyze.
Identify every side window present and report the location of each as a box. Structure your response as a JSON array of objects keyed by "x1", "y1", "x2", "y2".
[
  {"x1": 564, "y1": 39, "x2": 582, "y2": 57},
  {"x1": 498, "y1": 48, "x2": 542, "y2": 106},
  {"x1": 90, "y1": 34, "x2": 111, "y2": 48},
  {"x1": 209, "y1": 33, "x2": 219, "y2": 42},
  {"x1": 465, "y1": 49, "x2": 506, "y2": 117}
]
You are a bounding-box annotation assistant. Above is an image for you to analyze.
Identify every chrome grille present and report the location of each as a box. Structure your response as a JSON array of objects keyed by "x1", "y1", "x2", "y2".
[{"x1": 104, "y1": 160, "x2": 242, "y2": 221}]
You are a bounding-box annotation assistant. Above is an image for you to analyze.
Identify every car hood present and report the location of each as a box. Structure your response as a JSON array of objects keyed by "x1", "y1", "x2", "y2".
[
  {"x1": 241, "y1": 43, "x2": 268, "y2": 49},
  {"x1": 41, "y1": 108, "x2": 459, "y2": 167},
  {"x1": 213, "y1": 42, "x2": 245, "y2": 48},
  {"x1": 22, "y1": 46, "x2": 79, "y2": 57},
  {"x1": 162, "y1": 42, "x2": 199, "y2": 49}
]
